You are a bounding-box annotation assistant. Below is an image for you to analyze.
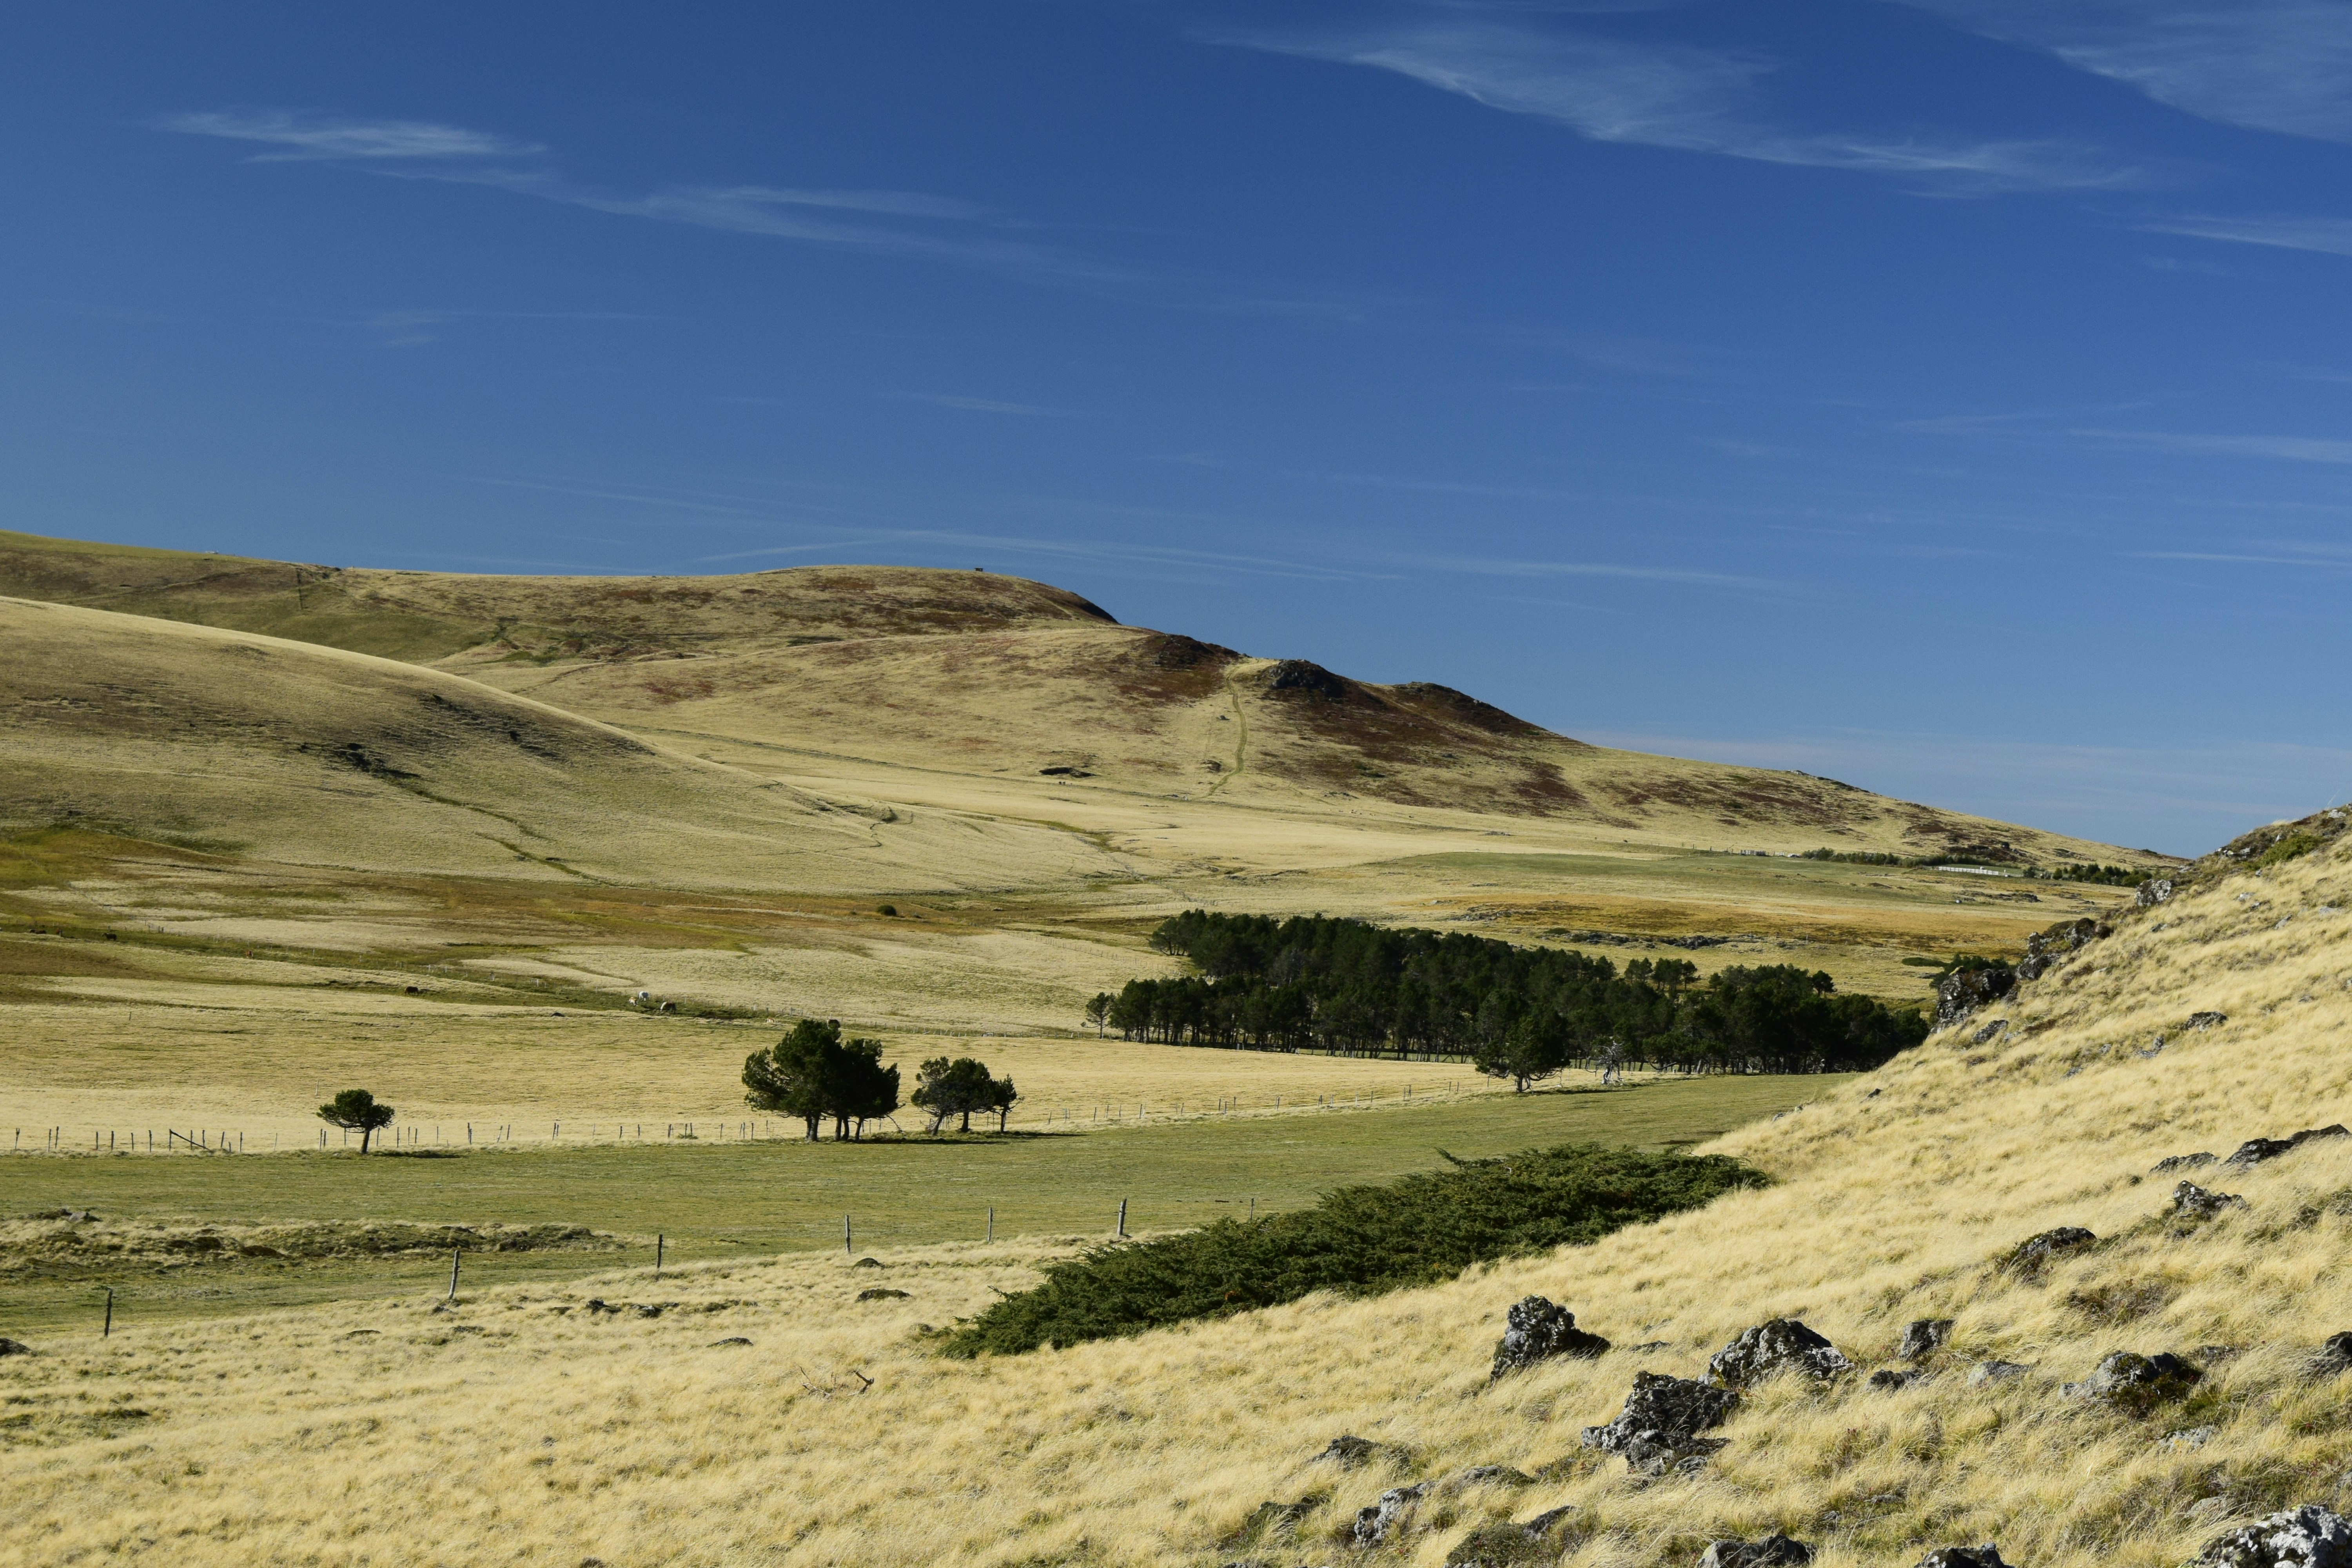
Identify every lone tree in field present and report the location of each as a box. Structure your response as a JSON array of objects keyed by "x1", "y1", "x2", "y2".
[
  {"x1": 318, "y1": 1088, "x2": 396, "y2": 1153},
  {"x1": 744, "y1": 1018, "x2": 902, "y2": 1141},
  {"x1": 913, "y1": 1056, "x2": 1018, "y2": 1133},
  {"x1": 1084, "y1": 993, "x2": 1112, "y2": 1037}
]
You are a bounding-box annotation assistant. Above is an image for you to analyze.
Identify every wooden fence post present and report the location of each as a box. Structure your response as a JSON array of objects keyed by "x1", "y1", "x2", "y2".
[
  {"x1": 102, "y1": 1287, "x2": 113, "y2": 1338},
  {"x1": 986, "y1": 1207, "x2": 994, "y2": 1244},
  {"x1": 447, "y1": 1249, "x2": 461, "y2": 1301},
  {"x1": 655, "y1": 1234, "x2": 664, "y2": 1276},
  {"x1": 844, "y1": 1214, "x2": 852, "y2": 1256},
  {"x1": 1116, "y1": 1198, "x2": 1127, "y2": 1239}
]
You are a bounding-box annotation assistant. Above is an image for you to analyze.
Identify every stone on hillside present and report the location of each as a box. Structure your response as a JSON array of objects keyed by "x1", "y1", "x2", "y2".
[
  {"x1": 852, "y1": 1256, "x2": 884, "y2": 1269},
  {"x1": 2136, "y1": 878, "x2": 2175, "y2": 908},
  {"x1": 1869, "y1": 1369, "x2": 1924, "y2": 1391},
  {"x1": 1315, "y1": 1434, "x2": 1410, "y2": 1471},
  {"x1": 1352, "y1": 1483, "x2": 1429, "y2": 1546},
  {"x1": 1445, "y1": 1506, "x2": 1588, "y2": 1568},
  {"x1": 2187, "y1": 1011, "x2": 2228, "y2": 1030},
  {"x1": 1899, "y1": 1319, "x2": 1955, "y2": 1360},
  {"x1": 1581, "y1": 1372, "x2": 1739, "y2": 1473},
  {"x1": 1490, "y1": 1296, "x2": 1612, "y2": 1381},
  {"x1": 1967, "y1": 1361, "x2": 2031, "y2": 1387},
  {"x1": 1999, "y1": 1227, "x2": 2096, "y2": 1277},
  {"x1": 2174, "y1": 1182, "x2": 2249, "y2": 1219},
  {"x1": 2191, "y1": 1505, "x2": 2352, "y2": 1568},
  {"x1": 856, "y1": 1287, "x2": 911, "y2": 1301},
  {"x1": 1709, "y1": 1319, "x2": 1853, "y2": 1387},
  {"x1": 2307, "y1": 1333, "x2": 2352, "y2": 1381},
  {"x1": 2063, "y1": 1350, "x2": 2201, "y2": 1411},
  {"x1": 2164, "y1": 1425, "x2": 2218, "y2": 1451},
  {"x1": 1936, "y1": 965, "x2": 2016, "y2": 1029},
  {"x1": 2225, "y1": 1128, "x2": 2352, "y2": 1170},
  {"x1": 1699, "y1": 1535, "x2": 1815, "y2": 1568},
  {"x1": 1443, "y1": 1466, "x2": 1535, "y2": 1492},
  {"x1": 2018, "y1": 917, "x2": 2110, "y2": 981},
  {"x1": 2154, "y1": 1152, "x2": 2218, "y2": 1174},
  {"x1": 0, "y1": 1338, "x2": 33, "y2": 1357},
  {"x1": 1916, "y1": 1548, "x2": 2012, "y2": 1568}
]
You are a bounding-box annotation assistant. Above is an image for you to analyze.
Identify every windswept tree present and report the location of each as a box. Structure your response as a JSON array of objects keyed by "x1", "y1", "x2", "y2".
[
  {"x1": 913, "y1": 1056, "x2": 1017, "y2": 1133},
  {"x1": 744, "y1": 1019, "x2": 900, "y2": 1140},
  {"x1": 318, "y1": 1088, "x2": 395, "y2": 1153},
  {"x1": 1084, "y1": 993, "x2": 1113, "y2": 1037}
]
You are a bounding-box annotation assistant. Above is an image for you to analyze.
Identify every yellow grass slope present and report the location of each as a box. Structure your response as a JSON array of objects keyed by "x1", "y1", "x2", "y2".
[
  {"x1": 0, "y1": 528, "x2": 2160, "y2": 866},
  {"x1": 0, "y1": 597, "x2": 1114, "y2": 892},
  {"x1": 5, "y1": 816, "x2": 2347, "y2": 1568}
]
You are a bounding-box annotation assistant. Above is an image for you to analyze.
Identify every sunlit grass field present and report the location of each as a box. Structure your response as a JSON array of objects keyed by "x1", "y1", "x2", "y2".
[{"x1": 0, "y1": 1073, "x2": 1837, "y2": 1335}]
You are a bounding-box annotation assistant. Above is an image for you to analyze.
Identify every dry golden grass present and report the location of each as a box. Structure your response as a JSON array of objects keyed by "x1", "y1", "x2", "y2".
[{"x1": 3, "y1": 828, "x2": 2345, "y2": 1566}]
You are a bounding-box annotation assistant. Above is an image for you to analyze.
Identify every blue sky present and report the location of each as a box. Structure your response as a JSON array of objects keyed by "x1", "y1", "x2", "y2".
[{"x1": 7, "y1": 1, "x2": 2352, "y2": 855}]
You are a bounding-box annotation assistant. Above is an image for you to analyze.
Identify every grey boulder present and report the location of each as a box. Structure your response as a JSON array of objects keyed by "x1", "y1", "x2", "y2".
[
  {"x1": 2225, "y1": 1127, "x2": 2351, "y2": 1170},
  {"x1": 1352, "y1": 1483, "x2": 1429, "y2": 1546},
  {"x1": 1581, "y1": 1372, "x2": 1739, "y2": 1473},
  {"x1": 1916, "y1": 1548, "x2": 2012, "y2": 1568},
  {"x1": 1968, "y1": 1361, "x2": 2032, "y2": 1387},
  {"x1": 1708, "y1": 1319, "x2": 1853, "y2": 1387},
  {"x1": 2063, "y1": 1350, "x2": 2201, "y2": 1411},
  {"x1": 1899, "y1": 1318, "x2": 1955, "y2": 1359},
  {"x1": 2173, "y1": 1182, "x2": 2249, "y2": 1219},
  {"x1": 1999, "y1": 1227, "x2": 2096, "y2": 1277},
  {"x1": 2154, "y1": 1152, "x2": 2218, "y2": 1174},
  {"x1": 2192, "y1": 1506, "x2": 2352, "y2": 1568},
  {"x1": 1489, "y1": 1296, "x2": 1610, "y2": 1381},
  {"x1": 1699, "y1": 1535, "x2": 1813, "y2": 1568}
]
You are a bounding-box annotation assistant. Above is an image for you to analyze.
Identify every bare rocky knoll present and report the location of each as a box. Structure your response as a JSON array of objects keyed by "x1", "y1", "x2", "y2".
[{"x1": 0, "y1": 529, "x2": 2154, "y2": 866}]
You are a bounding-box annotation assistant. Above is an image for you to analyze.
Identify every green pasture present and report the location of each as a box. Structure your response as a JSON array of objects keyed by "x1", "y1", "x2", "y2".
[{"x1": 0, "y1": 1073, "x2": 1846, "y2": 1336}]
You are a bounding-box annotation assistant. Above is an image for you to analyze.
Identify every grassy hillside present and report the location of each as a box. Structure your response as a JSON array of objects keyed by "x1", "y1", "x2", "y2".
[{"x1": 2, "y1": 810, "x2": 2340, "y2": 1567}]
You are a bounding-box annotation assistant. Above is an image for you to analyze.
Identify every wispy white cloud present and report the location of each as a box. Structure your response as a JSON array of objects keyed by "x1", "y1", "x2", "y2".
[
  {"x1": 2071, "y1": 428, "x2": 2352, "y2": 463},
  {"x1": 1895, "y1": 1, "x2": 2352, "y2": 143},
  {"x1": 2138, "y1": 213, "x2": 2352, "y2": 257},
  {"x1": 887, "y1": 392, "x2": 1079, "y2": 416},
  {"x1": 342, "y1": 307, "x2": 652, "y2": 348},
  {"x1": 1386, "y1": 550, "x2": 1773, "y2": 588},
  {"x1": 1218, "y1": 19, "x2": 2140, "y2": 192},
  {"x1": 158, "y1": 110, "x2": 542, "y2": 161}
]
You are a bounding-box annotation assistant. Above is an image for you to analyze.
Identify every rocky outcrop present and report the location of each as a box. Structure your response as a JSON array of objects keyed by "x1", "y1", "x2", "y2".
[
  {"x1": 1580, "y1": 1372, "x2": 1739, "y2": 1473},
  {"x1": 1898, "y1": 1318, "x2": 1955, "y2": 1360},
  {"x1": 2192, "y1": 1506, "x2": 2352, "y2": 1568},
  {"x1": 2136, "y1": 878, "x2": 2175, "y2": 908},
  {"x1": 1869, "y1": 1369, "x2": 1924, "y2": 1390},
  {"x1": 1444, "y1": 1507, "x2": 1587, "y2": 1568},
  {"x1": 1935, "y1": 964, "x2": 2016, "y2": 1029},
  {"x1": 1699, "y1": 1536, "x2": 1815, "y2": 1568},
  {"x1": 2173, "y1": 1183, "x2": 2248, "y2": 1220},
  {"x1": 1708, "y1": 1319, "x2": 1853, "y2": 1386},
  {"x1": 2063, "y1": 1351, "x2": 2201, "y2": 1412},
  {"x1": 1315, "y1": 1434, "x2": 1411, "y2": 1471},
  {"x1": 1967, "y1": 1361, "x2": 2031, "y2": 1387},
  {"x1": 2017, "y1": 917, "x2": 2109, "y2": 981},
  {"x1": 2154, "y1": 1152, "x2": 2217, "y2": 1174},
  {"x1": 2307, "y1": 1333, "x2": 2352, "y2": 1381},
  {"x1": 1916, "y1": 1548, "x2": 2013, "y2": 1568},
  {"x1": 1998, "y1": 1227, "x2": 2097, "y2": 1278},
  {"x1": 1352, "y1": 1483, "x2": 1429, "y2": 1546},
  {"x1": 2224, "y1": 1127, "x2": 2351, "y2": 1169},
  {"x1": 1489, "y1": 1296, "x2": 1610, "y2": 1381}
]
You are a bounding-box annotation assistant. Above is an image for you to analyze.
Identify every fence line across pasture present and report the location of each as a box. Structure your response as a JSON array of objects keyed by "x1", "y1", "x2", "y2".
[{"x1": 2, "y1": 1073, "x2": 1528, "y2": 1157}]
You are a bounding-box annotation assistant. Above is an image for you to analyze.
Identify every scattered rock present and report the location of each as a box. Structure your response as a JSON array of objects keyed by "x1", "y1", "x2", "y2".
[
  {"x1": 2196, "y1": 1344, "x2": 2244, "y2": 1365},
  {"x1": 1352, "y1": 1482, "x2": 1429, "y2": 1546},
  {"x1": 1314, "y1": 1434, "x2": 1411, "y2": 1471},
  {"x1": 1489, "y1": 1296, "x2": 1611, "y2": 1381},
  {"x1": 1899, "y1": 1318, "x2": 1956, "y2": 1360},
  {"x1": 1628, "y1": 1340, "x2": 1674, "y2": 1353},
  {"x1": 1869, "y1": 1369, "x2": 1924, "y2": 1390},
  {"x1": 1967, "y1": 1361, "x2": 2032, "y2": 1387},
  {"x1": 2154, "y1": 1153, "x2": 2218, "y2": 1174},
  {"x1": 1972, "y1": 1019, "x2": 2009, "y2": 1045},
  {"x1": 2137, "y1": 878, "x2": 2175, "y2": 908},
  {"x1": 2191, "y1": 1504, "x2": 2352, "y2": 1568},
  {"x1": 1998, "y1": 1227, "x2": 2098, "y2": 1277},
  {"x1": 2174, "y1": 1182, "x2": 2249, "y2": 1219},
  {"x1": 339, "y1": 1329, "x2": 379, "y2": 1339},
  {"x1": 2063, "y1": 1351, "x2": 2201, "y2": 1411},
  {"x1": 1699, "y1": 1535, "x2": 1815, "y2": 1568},
  {"x1": 851, "y1": 1257, "x2": 885, "y2": 1269},
  {"x1": 1444, "y1": 1507, "x2": 1588, "y2": 1568},
  {"x1": 708, "y1": 1337, "x2": 752, "y2": 1347},
  {"x1": 1580, "y1": 1372, "x2": 1739, "y2": 1474},
  {"x1": 632, "y1": 1304, "x2": 668, "y2": 1319},
  {"x1": 2165, "y1": 1425, "x2": 2219, "y2": 1451},
  {"x1": 1936, "y1": 964, "x2": 2017, "y2": 1029},
  {"x1": 2018, "y1": 917, "x2": 2110, "y2": 981},
  {"x1": 1916, "y1": 1547, "x2": 2013, "y2": 1568},
  {"x1": 583, "y1": 1298, "x2": 618, "y2": 1315},
  {"x1": 2187, "y1": 1011, "x2": 2229, "y2": 1030},
  {"x1": 2225, "y1": 1128, "x2": 2352, "y2": 1169},
  {"x1": 2307, "y1": 1333, "x2": 2352, "y2": 1381},
  {"x1": 1708, "y1": 1319, "x2": 1853, "y2": 1386},
  {"x1": 1444, "y1": 1465, "x2": 1535, "y2": 1492},
  {"x1": 856, "y1": 1287, "x2": 912, "y2": 1301},
  {"x1": 0, "y1": 1338, "x2": 34, "y2": 1357}
]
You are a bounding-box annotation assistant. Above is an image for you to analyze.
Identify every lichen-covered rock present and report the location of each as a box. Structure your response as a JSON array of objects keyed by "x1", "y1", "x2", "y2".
[
  {"x1": 2225, "y1": 1128, "x2": 2352, "y2": 1169},
  {"x1": 1352, "y1": 1483, "x2": 1429, "y2": 1546},
  {"x1": 2173, "y1": 1182, "x2": 2249, "y2": 1220},
  {"x1": 1489, "y1": 1296, "x2": 1610, "y2": 1381},
  {"x1": 1699, "y1": 1535, "x2": 1815, "y2": 1568},
  {"x1": 1899, "y1": 1319, "x2": 1955, "y2": 1360},
  {"x1": 1443, "y1": 1466, "x2": 1535, "y2": 1492},
  {"x1": 2018, "y1": 917, "x2": 2109, "y2": 981},
  {"x1": 1869, "y1": 1369, "x2": 1924, "y2": 1391},
  {"x1": 2191, "y1": 1505, "x2": 2352, "y2": 1568},
  {"x1": 1916, "y1": 1547, "x2": 2012, "y2": 1568},
  {"x1": 2136, "y1": 878, "x2": 2175, "y2": 907},
  {"x1": 1709, "y1": 1319, "x2": 1853, "y2": 1386},
  {"x1": 2063, "y1": 1350, "x2": 2201, "y2": 1412},
  {"x1": 1936, "y1": 964, "x2": 2016, "y2": 1028},
  {"x1": 1581, "y1": 1372, "x2": 1739, "y2": 1472},
  {"x1": 2154, "y1": 1152, "x2": 2217, "y2": 1174},
  {"x1": 1967, "y1": 1361, "x2": 2031, "y2": 1386},
  {"x1": 1998, "y1": 1227, "x2": 2096, "y2": 1277},
  {"x1": 1314, "y1": 1434, "x2": 1410, "y2": 1470}
]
